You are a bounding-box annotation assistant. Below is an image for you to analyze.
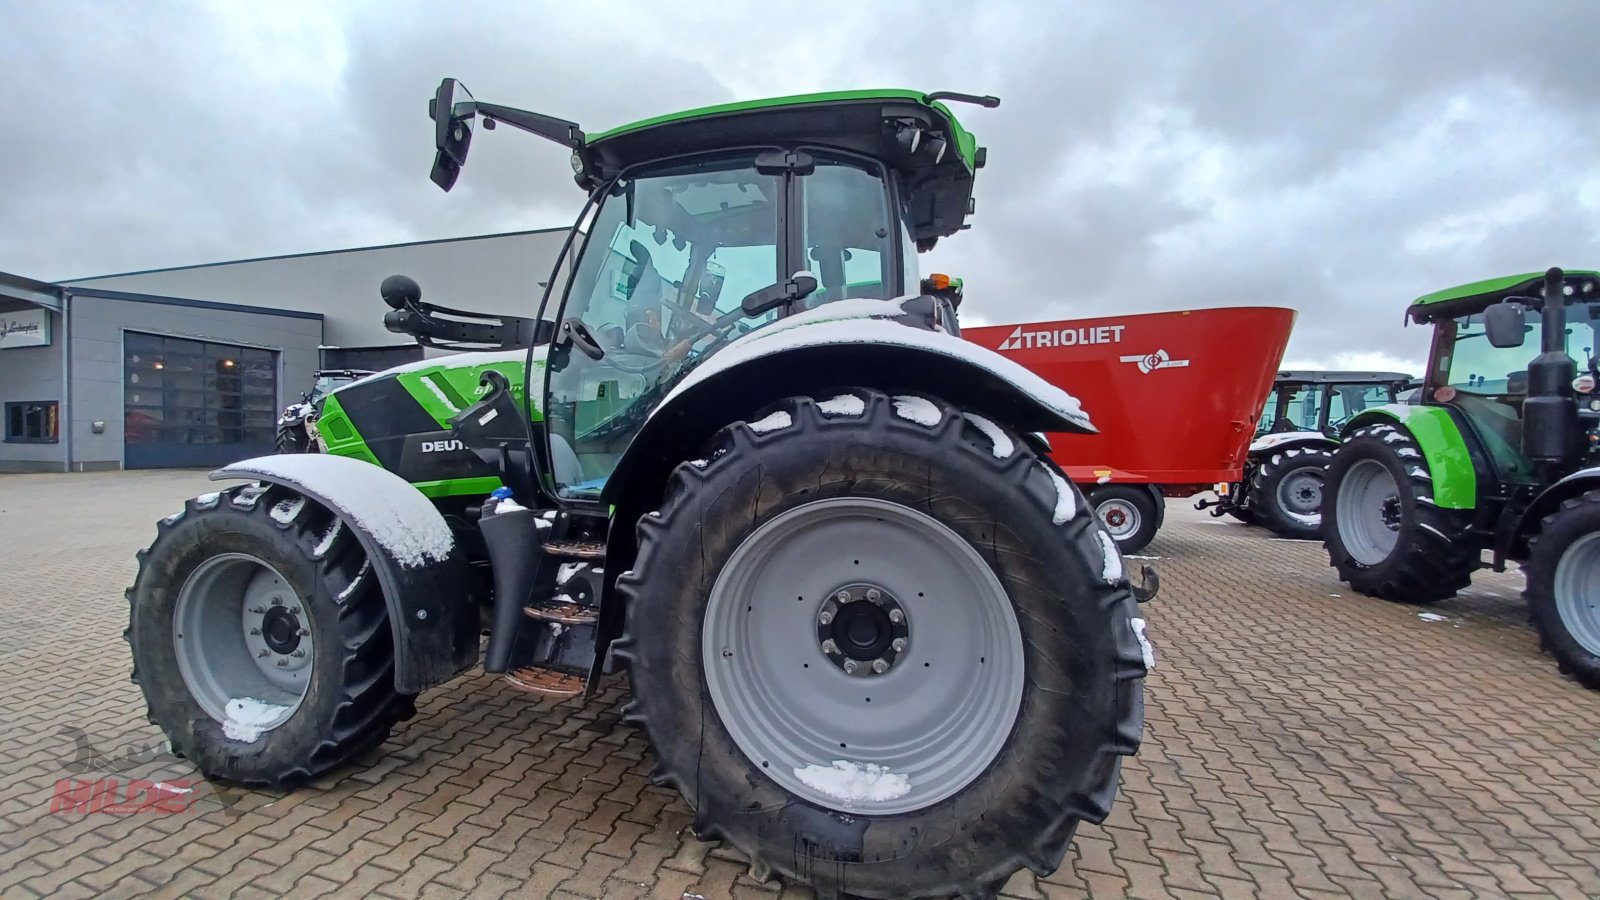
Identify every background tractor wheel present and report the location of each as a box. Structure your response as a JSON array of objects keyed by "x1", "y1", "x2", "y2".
[
  {"x1": 127, "y1": 483, "x2": 412, "y2": 788},
  {"x1": 1527, "y1": 491, "x2": 1600, "y2": 690},
  {"x1": 1252, "y1": 446, "x2": 1333, "y2": 540},
  {"x1": 275, "y1": 423, "x2": 311, "y2": 454},
  {"x1": 1323, "y1": 423, "x2": 1474, "y2": 604},
  {"x1": 1092, "y1": 484, "x2": 1161, "y2": 553},
  {"x1": 615, "y1": 390, "x2": 1147, "y2": 900}
]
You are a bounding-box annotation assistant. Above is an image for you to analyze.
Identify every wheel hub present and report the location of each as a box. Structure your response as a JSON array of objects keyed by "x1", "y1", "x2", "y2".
[
  {"x1": 817, "y1": 584, "x2": 909, "y2": 676},
  {"x1": 261, "y1": 606, "x2": 303, "y2": 654},
  {"x1": 1380, "y1": 496, "x2": 1402, "y2": 529}
]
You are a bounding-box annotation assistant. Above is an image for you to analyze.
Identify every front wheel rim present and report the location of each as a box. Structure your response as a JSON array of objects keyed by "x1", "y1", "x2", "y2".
[
  {"x1": 173, "y1": 553, "x2": 311, "y2": 733},
  {"x1": 1276, "y1": 466, "x2": 1326, "y2": 527},
  {"x1": 1337, "y1": 459, "x2": 1401, "y2": 565},
  {"x1": 702, "y1": 497, "x2": 1025, "y2": 815},
  {"x1": 1097, "y1": 498, "x2": 1141, "y2": 540},
  {"x1": 1553, "y1": 533, "x2": 1600, "y2": 656}
]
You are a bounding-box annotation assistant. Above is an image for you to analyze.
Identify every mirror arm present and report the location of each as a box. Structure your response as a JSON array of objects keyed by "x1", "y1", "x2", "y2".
[{"x1": 473, "y1": 102, "x2": 586, "y2": 150}]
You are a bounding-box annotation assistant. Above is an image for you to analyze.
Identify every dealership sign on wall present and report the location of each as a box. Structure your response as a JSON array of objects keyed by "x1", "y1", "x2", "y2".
[{"x1": 0, "y1": 309, "x2": 51, "y2": 349}]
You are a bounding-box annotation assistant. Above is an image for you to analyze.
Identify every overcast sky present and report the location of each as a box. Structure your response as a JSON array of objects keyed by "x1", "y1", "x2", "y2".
[{"x1": 5, "y1": 1, "x2": 1600, "y2": 371}]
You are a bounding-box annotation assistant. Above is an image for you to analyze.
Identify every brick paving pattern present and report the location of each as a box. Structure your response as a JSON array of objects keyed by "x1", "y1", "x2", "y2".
[{"x1": 1, "y1": 470, "x2": 1597, "y2": 898}]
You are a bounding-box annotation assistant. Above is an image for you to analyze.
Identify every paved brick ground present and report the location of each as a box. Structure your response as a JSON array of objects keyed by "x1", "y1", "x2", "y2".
[{"x1": 2, "y1": 470, "x2": 1598, "y2": 899}]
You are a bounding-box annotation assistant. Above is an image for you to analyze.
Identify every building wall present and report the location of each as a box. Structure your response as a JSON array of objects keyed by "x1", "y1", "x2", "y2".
[
  {"x1": 60, "y1": 229, "x2": 570, "y2": 351},
  {"x1": 0, "y1": 303, "x2": 65, "y2": 472},
  {"x1": 67, "y1": 295, "x2": 322, "y2": 469}
]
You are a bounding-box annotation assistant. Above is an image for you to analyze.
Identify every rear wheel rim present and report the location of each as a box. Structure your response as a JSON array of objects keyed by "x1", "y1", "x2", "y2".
[
  {"x1": 1337, "y1": 459, "x2": 1400, "y2": 565},
  {"x1": 1097, "y1": 498, "x2": 1141, "y2": 540},
  {"x1": 174, "y1": 553, "x2": 310, "y2": 732},
  {"x1": 1553, "y1": 533, "x2": 1600, "y2": 656},
  {"x1": 1276, "y1": 466, "x2": 1325, "y2": 527},
  {"x1": 702, "y1": 497, "x2": 1024, "y2": 815}
]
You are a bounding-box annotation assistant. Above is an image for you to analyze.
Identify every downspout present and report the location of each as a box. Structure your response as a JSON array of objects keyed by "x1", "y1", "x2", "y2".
[{"x1": 61, "y1": 289, "x2": 73, "y2": 473}]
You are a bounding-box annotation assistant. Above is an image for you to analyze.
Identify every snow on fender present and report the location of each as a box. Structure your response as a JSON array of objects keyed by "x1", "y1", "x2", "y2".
[{"x1": 210, "y1": 453, "x2": 478, "y2": 693}]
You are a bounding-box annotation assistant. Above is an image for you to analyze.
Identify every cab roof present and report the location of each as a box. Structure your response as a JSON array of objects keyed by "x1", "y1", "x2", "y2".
[
  {"x1": 581, "y1": 90, "x2": 988, "y2": 243},
  {"x1": 1408, "y1": 269, "x2": 1600, "y2": 323}
]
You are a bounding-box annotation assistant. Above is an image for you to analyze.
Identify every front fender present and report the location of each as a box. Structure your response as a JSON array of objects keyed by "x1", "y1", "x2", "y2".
[
  {"x1": 1343, "y1": 404, "x2": 1477, "y2": 509},
  {"x1": 212, "y1": 454, "x2": 479, "y2": 694},
  {"x1": 1248, "y1": 431, "x2": 1336, "y2": 456},
  {"x1": 1518, "y1": 467, "x2": 1600, "y2": 542}
]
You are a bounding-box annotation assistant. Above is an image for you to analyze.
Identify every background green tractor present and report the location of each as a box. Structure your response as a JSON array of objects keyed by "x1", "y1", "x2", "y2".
[
  {"x1": 1206, "y1": 370, "x2": 1410, "y2": 539},
  {"x1": 125, "y1": 79, "x2": 1151, "y2": 898},
  {"x1": 1323, "y1": 267, "x2": 1600, "y2": 690}
]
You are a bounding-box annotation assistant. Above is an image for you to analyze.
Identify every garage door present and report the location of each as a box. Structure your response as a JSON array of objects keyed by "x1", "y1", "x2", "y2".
[{"x1": 124, "y1": 332, "x2": 279, "y2": 469}]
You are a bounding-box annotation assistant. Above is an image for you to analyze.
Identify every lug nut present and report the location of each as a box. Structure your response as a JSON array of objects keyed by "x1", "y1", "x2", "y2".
[
  {"x1": 249, "y1": 606, "x2": 266, "y2": 614},
  {"x1": 836, "y1": 590, "x2": 852, "y2": 603},
  {"x1": 291, "y1": 650, "x2": 306, "y2": 658},
  {"x1": 257, "y1": 649, "x2": 270, "y2": 658},
  {"x1": 297, "y1": 628, "x2": 309, "y2": 637},
  {"x1": 866, "y1": 588, "x2": 881, "y2": 602},
  {"x1": 822, "y1": 639, "x2": 839, "y2": 655},
  {"x1": 249, "y1": 627, "x2": 261, "y2": 636},
  {"x1": 889, "y1": 609, "x2": 904, "y2": 624},
  {"x1": 818, "y1": 611, "x2": 833, "y2": 625},
  {"x1": 843, "y1": 660, "x2": 858, "y2": 675},
  {"x1": 276, "y1": 658, "x2": 289, "y2": 667},
  {"x1": 871, "y1": 659, "x2": 889, "y2": 674},
  {"x1": 288, "y1": 607, "x2": 301, "y2": 615},
  {"x1": 892, "y1": 638, "x2": 907, "y2": 652}
]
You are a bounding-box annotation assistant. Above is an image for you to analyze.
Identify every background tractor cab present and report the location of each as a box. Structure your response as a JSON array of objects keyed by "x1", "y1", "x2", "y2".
[
  {"x1": 1200, "y1": 370, "x2": 1411, "y2": 539},
  {"x1": 1323, "y1": 267, "x2": 1600, "y2": 690}
]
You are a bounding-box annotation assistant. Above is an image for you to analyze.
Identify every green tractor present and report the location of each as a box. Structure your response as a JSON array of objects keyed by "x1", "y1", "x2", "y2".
[
  {"x1": 1205, "y1": 370, "x2": 1410, "y2": 539},
  {"x1": 126, "y1": 79, "x2": 1151, "y2": 898},
  {"x1": 1323, "y1": 268, "x2": 1600, "y2": 690}
]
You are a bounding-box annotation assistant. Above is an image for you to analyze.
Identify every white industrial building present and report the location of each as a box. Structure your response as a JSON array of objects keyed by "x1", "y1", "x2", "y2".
[{"x1": 0, "y1": 229, "x2": 566, "y2": 472}]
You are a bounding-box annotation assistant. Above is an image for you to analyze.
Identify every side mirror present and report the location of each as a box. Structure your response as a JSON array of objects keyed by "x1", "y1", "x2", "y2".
[
  {"x1": 380, "y1": 274, "x2": 422, "y2": 310},
  {"x1": 1484, "y1": 302, "x2": 1528, "y2": 349},
  {"x1": 429, "y1": 78, "x2": 476, "y2": 191},
  {"x1": 741, "y1": 273, "x2": 820, "y2": 316}
]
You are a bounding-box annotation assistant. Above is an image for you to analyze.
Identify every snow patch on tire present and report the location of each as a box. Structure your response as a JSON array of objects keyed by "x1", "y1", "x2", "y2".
[
  {"x1": 1131, "y1": 617, "x2": 1156, "y2": 670},
  {"x1": 270, "y1": 497, "x2": 306, "y2": 525},
  {"x1": 817, "y1": 394, "x2": 866, "y2": 417},
  {"x1": 1040, "y1": 463, "x2": 1077, "y2": 524},
  {"x1": 964, "y1": 413, "x2": 1014, "y2": 459},
  {"x1": 793, "y1": 760, "x2": 912, "y2": 805},
  {"x1": 222, "y1": 697, "x2": 288, "y2": 742},
  {"x1": 1096, "y1": 530, "x2": 1124, "y2": 583},
  {"x1": 891, "y1": 395, "x2": 942, "y2": 427},
  {"x1": 747, "y1": 411, "x2": 792, "y2": 433}
]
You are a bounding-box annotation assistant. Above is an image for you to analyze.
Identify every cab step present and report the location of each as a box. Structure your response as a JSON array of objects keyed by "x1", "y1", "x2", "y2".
[
  {"x1": 542, "y1": 540, "x2": 606, "y2": 560},
  {"x1": 504, "y1": 666, "x2": 585, "y2": 698},
  {"x1": 524, "y1": 599, "x2": 600, "y2": 626}
]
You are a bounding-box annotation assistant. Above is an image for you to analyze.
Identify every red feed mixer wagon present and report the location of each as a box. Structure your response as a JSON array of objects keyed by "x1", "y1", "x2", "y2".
[{"x1": 964, "y1": 306, "x2": 1296, "y2": 552}]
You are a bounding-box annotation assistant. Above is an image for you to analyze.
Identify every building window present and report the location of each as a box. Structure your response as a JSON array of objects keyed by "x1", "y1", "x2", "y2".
[{"x1": 4, "y1": 401, "x2": 59, "y2": 443}]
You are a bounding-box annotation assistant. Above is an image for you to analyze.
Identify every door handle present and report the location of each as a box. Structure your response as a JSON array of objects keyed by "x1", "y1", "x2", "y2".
[{"x1": 561, "y1": 317, "x2": 605, "y2": 361}]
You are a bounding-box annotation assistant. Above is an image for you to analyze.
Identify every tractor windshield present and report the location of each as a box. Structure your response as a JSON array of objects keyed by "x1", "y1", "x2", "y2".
[
  {"x1": 1438, "y1": 307, "x2": 1600, "y2": 395},
  {"x1": 544, "y1": 152, "x2": 899, "y2": 500}
]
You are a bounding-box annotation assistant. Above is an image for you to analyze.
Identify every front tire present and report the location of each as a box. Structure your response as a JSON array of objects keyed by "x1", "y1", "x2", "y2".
[
  {"x1": 127, "y1": 483, "x2": 411, "y2": 787},
  {"x1": 1323, "y1": 423, "x2": 1474, "y2": 604},
  {"x1": 1527, "y1": 492, "x2": 1600, "y2": 690},
  {"x1": 1252, "y1": 446, "x2": 1334, "y2": 540},
  {"x1": 616, "y1": 391, "x2": 1147, "y2": 899},
  {"x1": 275, "y1": 423, "x2": 311, "y2": 454}
]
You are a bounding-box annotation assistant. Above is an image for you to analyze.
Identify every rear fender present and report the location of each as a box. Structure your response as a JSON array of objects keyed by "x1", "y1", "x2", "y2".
[
  {"x1": 212, "y1": 454, "x2": 479, "y2": 694},
  {"x1": 1342, "y1": 405, "x2": 1477, "y2": 509}
]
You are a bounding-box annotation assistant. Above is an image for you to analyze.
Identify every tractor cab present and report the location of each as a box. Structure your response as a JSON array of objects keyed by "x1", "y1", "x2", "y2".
[
  {"x1": 400, "y1": 79, "x2": 998, "y2": 504},
  {"x1": 1407, "y1": 268, "x2": 1600, "y2": 483}
]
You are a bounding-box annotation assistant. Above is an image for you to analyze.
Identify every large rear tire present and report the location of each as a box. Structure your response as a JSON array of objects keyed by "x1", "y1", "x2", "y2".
[
  {"x1": 127, "y1": 483, "x2": 411, "y2": 787},
  {"x1": 615, "y1": 391, "x2": 1148, "y2": 899},
  {"x1": 1323, "y1": 423, "x2": 1474, "y2": 604},
  {"x1": 1526, "y1": 492, "x2": 1600, "y2": 690},
  {"x1": 1252, "y1": 445, "x2": 1334, "y2": 540}
]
